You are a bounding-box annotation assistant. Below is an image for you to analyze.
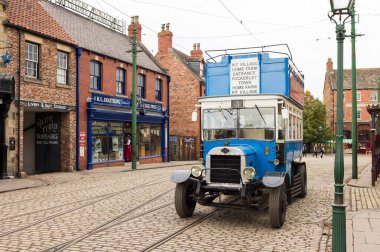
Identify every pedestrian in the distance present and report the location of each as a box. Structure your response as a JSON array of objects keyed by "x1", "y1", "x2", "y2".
[
  {"x1": 313, "y1": 144, "x2": 318, "y2": 158},
  {"x1": 303, "y1": 144, "x2": 307, "y2": 157},
  {"x1": 320, "y1": 145, "x2": 325, "y2": 158}
]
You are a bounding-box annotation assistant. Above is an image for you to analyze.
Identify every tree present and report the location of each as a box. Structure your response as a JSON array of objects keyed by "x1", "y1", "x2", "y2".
[{"x1": 303, "y1": 90, "x2": 326, "y2": 147}]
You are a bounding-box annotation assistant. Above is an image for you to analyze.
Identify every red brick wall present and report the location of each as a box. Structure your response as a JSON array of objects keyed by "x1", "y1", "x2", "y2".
[
  {"x1": 4, "y1": 28, "x2": 76, "y2": 175},
  {"x1": 156, "y1": 51, "x2": 202, "y2": 160},
  {"x1": 78, "y1": 50, "x2": 168, "y2": 170}
]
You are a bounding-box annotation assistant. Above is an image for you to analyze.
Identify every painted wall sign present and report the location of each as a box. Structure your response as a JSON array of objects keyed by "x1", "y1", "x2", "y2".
[
  {"x1": 35, "y1": 113, "x2": 61, "y2": 173},
  {"x1": 92, "y1": 94, "x2": 163, "y2": 112},
  {"x1": 19, "y1": 100, "x2": 75, "y2": 111},
  {"x1": 230, "y1": 57, "x2": 260, "y2": 95}
]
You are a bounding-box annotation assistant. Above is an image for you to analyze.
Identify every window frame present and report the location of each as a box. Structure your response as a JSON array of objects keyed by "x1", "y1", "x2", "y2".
[
  {"x1": 90, "y1": 60, "x2": 102, "y2": 90},
  {"x1": 155, "y1": 78, "x2": 162, "y2": 101},
  {"x1": 356, "y1": 92, "x2": 361, "y2": 101},
  {"x1": 116, "y1": 68, "x2": 126, "y2": 94},
  {"x1": 370, "y1": 92, "x2": 377, "y2": 102},
  {"x1": 138, "y1": 74, "x2": 146, "y2": 98},
  {"x1": 25, "y1": 41, "x2": 39, "y2": 79},
  {"x1": 357, "y1": 109, "x2": 361, "y2": 120},
  {"x1": 57, "y1": 51, "x2": 69, "y2": 85}
]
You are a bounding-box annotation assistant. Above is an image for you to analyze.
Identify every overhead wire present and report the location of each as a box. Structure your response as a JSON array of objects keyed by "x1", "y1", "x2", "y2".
[
  {"x1": 218, "y1": 0, "x2": 262, "y2": 46},
  {"x1": 98, "y1": 0, "x2": 190, "y2": 53}
]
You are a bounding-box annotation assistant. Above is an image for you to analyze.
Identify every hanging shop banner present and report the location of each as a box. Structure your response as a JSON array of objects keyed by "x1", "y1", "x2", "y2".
[{"x1": 92, "y1": 94, "x2": 162, "y2": 112}]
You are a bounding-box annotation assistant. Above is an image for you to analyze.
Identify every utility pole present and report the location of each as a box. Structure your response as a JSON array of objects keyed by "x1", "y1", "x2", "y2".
[
  {"x1": 131, "y1": 16, "x2": 138, "y2": 170},
  {"x1": 351, "y1": 3, "x2": 358, "y2": 179}
]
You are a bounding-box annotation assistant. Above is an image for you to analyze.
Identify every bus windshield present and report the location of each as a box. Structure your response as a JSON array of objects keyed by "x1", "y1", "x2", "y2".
[{"x1": 203, "y1": 107, "x2": 275, "y2": 141}]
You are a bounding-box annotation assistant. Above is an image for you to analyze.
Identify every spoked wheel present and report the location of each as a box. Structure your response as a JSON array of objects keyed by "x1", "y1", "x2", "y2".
[
  {"x1": 298, "y1": 165, "x2": 307, "y2": 198},
  {"x1": 174, "y1": 180, "x2": 196, "y2": 218},
  {"x1": 269, "y1": 184, "x2": 287, "y2": 228}
]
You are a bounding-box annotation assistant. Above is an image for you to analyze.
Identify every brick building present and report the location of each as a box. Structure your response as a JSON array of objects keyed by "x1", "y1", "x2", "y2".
[
  {"x1": 42, "y1": 1, "x2": 169, "y2": 169},
  {"x1": 156, "y1": 24, "x2": 205, "y2": 161},
  {"x1": 1, "y1": 0, "x2": 77, "y2": 176},
  {"x1": 323, "y1": 58, "x2": 380, "y2": 149}
]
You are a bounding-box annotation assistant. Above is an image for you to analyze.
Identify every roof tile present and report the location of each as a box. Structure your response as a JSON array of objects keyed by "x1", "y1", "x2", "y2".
[{"x1": 7, "y1": 0, "x2": 75, "y2": 45}]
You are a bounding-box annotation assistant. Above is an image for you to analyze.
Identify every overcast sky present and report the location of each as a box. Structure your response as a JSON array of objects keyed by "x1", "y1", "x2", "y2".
[{"x1": 84, "y1": 0, "x2": 380, "y2": 100}]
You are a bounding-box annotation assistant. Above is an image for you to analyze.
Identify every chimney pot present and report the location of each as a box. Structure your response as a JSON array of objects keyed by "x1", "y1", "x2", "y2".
[
  {"x1": 166, "y1": 23, "x2": 170, "y2": 31},
  {"x1": 197, "y1": 43, "x2": 200, "y2": 50},
  {"x1": 161, "y1": 24, "x2": 165, "y2": 31}
]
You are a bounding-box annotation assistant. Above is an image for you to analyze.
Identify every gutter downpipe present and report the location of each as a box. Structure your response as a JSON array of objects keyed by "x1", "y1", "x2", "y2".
[
  {"x1": 75, "y1": 48, "x2": 82, "y2": 171},
  {"x1": 17, "y1": 29, "x2": 21, "y2": 177},
  {"x1": 167, "y1": 75, "x2": 171, "y2": 162}
]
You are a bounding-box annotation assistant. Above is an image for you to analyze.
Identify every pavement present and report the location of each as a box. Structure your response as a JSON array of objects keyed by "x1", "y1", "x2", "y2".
[
  {"x1": 0, "y1": 161, "x2": 198, "y2": 193},
  {"x1": 0, "y1": 156, "x2": 379, "y2": 251},
  {"x1": 346, "y1": 157, "x2": 380, "y2": 252}
]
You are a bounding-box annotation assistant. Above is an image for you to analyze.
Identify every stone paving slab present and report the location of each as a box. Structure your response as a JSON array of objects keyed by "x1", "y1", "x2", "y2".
[{"x1": 0, "y1": 178, "x2": 47, "y2": 193}]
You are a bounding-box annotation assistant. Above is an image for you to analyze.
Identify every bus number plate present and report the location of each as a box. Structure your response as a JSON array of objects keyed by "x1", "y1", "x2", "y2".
[{"x1": 231, "y1": 100, "x2": 243, "y2": 108}]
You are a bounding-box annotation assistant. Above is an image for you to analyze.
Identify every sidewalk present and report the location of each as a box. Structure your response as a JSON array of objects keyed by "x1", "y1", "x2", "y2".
[
  {"x1": 0, "y1": 160, "x2": 198, "y2": 193},
  {"x1": 346, "y1": 160, "x2": 380, "y2": 252}
]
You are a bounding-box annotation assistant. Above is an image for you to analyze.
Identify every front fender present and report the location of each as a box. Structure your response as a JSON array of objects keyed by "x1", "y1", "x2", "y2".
[
  {"x1": 262, "y1": 172, "x2": 286, "y2": 188},
  {"x1": 170, "y1": 170, "x2": 191, "y2": 183}
]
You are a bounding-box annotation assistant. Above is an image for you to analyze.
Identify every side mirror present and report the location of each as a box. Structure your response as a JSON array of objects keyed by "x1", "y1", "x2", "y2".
[
  {"x1": 281, "y1": 108, "x2": 289, "y2": 119},
  {"x1": 192, "y1": 111, "x2": 198, "y2": 122}
]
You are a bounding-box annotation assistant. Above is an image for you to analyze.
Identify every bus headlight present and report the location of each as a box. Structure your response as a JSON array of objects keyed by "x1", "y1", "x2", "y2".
[
  {"x1": 191, "y1": 165, "x2": 202, "y2": 178},
  {"x1": 273, "y1": 159, "x2": 280, "y2": 166},
  {"x1": 243, "y1": 167, "x2": 256, "y2": 180}
]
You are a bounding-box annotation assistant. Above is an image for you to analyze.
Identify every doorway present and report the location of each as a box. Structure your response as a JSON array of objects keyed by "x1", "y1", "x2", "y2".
[{"x1": 35, "y1": 112, "x2": 61, "y2": 173}]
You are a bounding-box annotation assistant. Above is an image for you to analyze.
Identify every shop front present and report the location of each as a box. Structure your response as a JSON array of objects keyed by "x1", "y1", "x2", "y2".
[{"x1": 86, "y1": 94, "x2": 168, "y2": 169}]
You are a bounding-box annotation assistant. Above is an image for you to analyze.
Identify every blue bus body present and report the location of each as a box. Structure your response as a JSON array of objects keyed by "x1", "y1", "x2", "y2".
[{"x1": 171, "y1": 46, "x2": 306, "y2": 228}]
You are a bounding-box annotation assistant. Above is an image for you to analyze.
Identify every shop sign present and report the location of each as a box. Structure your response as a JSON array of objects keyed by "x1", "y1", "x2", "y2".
[
  {"x1": 18, "y1": 100, "x2": 75, "y2": 111},
  {"x1": 92, "y1": 94, "x2": 131, "y2": 107},
  {"x1": 92, "y1": 94, "x2": 163, "y2": 112},
  {"x1": 80, "y1": 132, "x2": 86, "y2": 146}
]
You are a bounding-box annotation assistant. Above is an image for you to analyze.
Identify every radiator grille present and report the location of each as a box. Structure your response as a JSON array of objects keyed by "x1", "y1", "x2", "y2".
[{"x1": 210, "y1": 155, "x2": 241, "y2": 183}]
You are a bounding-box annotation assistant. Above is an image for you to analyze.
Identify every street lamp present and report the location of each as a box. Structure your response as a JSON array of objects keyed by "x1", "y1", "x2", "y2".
[{"x1": 328, "y1": 1, "x2": 354, "y2": 251}]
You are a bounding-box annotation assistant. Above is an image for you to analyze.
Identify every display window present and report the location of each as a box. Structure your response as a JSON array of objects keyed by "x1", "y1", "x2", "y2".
[
  {"x1": 138, "y1": 124, "x2": 161, "y2": 157},
  {"x1": 91, "y1": 121, "x2": 124, "y2": 163}
]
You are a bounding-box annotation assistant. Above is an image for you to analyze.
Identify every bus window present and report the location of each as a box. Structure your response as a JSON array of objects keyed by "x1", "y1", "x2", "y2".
[
  {"x1": 203, "y1": 109, "x2": 237, "y2": 141},
  {"x1": 238, "y1": 107, "x2": 275, "y2": 140}
]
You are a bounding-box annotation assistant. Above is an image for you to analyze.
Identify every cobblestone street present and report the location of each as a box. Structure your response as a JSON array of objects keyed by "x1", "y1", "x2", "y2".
[{"x1": 0, "y1": 155, "x2": 372, "y2": 252}]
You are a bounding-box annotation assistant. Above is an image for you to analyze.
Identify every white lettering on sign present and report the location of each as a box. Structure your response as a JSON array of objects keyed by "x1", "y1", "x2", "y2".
[{"x1": 230, "y1": 57, "x2": 260, "y2": 95}]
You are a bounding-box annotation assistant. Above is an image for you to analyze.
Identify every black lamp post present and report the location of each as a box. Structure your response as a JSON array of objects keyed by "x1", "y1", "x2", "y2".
[{"x1": 328, "y1": 0, "x2": 354, "y2": 251}]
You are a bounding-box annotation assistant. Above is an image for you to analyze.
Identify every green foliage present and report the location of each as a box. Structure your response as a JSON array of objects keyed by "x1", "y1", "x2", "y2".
[{"x1": 303, "y1": 90, "x2": 327, "y2": 145}]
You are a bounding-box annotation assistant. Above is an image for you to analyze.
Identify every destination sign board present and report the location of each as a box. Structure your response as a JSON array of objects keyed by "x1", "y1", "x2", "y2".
[{"x1": 230, "y1": 57, "x2": 260, "y2": 95}]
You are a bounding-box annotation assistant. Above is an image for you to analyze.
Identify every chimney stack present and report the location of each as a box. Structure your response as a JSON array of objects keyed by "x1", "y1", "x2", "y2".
[
  {"x1": 326, "y1": 57, "x2": 333, "y2": 72},
  {"x1": 190, "y1": 43, "x2": 203, "y2": 59},
  {"x1": 128, "y1": 16, "x2": 142, "y2": 42},
  {"x1": 158, "y1": 23, "x2": 173, "y2": 54}
]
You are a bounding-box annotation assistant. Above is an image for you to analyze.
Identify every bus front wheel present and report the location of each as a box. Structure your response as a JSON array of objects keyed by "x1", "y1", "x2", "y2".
[
  {"x1": 174, "y1": 181, "x2": 196, "y2": 218},
  {"x1": 269, "y1": 184, "x2": 287, "y2": 228}
]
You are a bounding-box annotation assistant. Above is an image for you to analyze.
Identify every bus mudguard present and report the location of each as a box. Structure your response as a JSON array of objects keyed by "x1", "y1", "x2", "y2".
[
  {"x1": 170, "y1": 170, "x2": 192, "y2": 183},
  {"x1": 263, "y1": 172, "x2": 286, "y2": 188}
]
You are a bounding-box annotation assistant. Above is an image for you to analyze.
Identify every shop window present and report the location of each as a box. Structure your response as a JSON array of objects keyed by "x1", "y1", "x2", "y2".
[
  {"x1": 155, "y1": 78, "x2": 162, "y2": 101},
  {"x1": 25, "y1": 42, "x2": 39, "y2": 78},
  {"x1": 90, "y1": 61, "x2": 102, "y2": 90},
  {"x1": 138, "y1": 74, "x2": 145, "y2": 98},
  {"x1": 57, "y1": 51, "x2": 68, "y2": 84},
  {"x1": 139, "y1": 124, "x2": 161, "y2": 157},
  {"x1": 91, "y1": 121, "x2": 124, "y2": 163},
  {"x1": 116, "y1": 68, "x2": 125, "y2": 94}
]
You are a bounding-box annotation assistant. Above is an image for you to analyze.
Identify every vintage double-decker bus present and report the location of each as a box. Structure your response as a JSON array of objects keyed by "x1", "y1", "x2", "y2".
[{"x1": 171, "y1": 45, "x2": 306, "y2": 228}]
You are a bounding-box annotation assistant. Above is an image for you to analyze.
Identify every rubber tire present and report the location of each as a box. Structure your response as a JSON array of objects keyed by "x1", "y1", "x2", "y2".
[
  {"x1": 269, "y1": 184, "x2": 287, "y2": 228},
  {"x1": 174, "y1": 181, "x2": 196, "y2": 218},
  {"x1": 298, "y1": 165, "x2": 307, "y2": 198}
]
